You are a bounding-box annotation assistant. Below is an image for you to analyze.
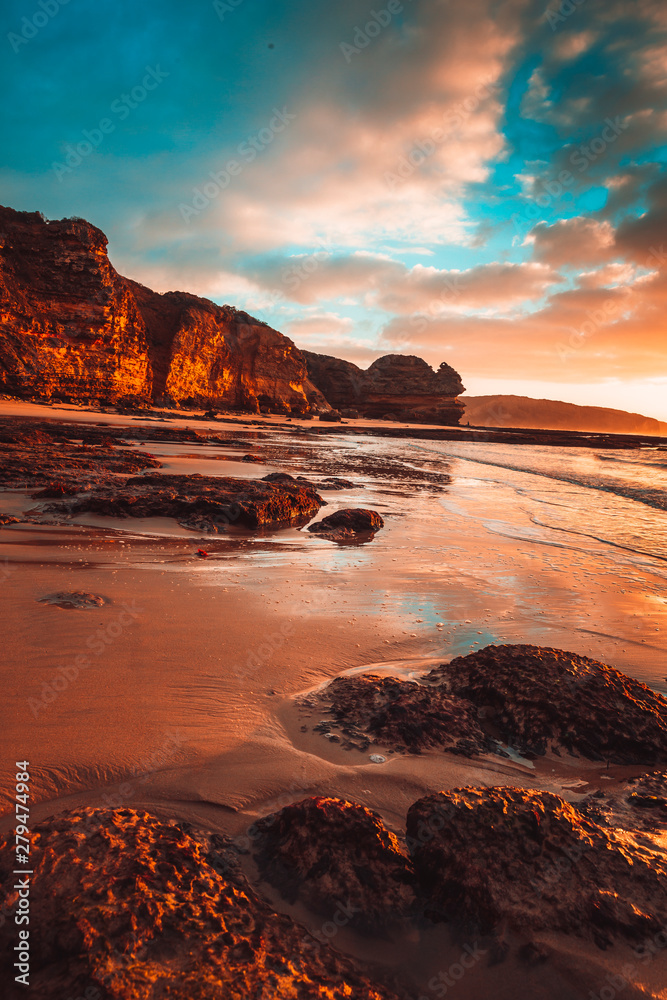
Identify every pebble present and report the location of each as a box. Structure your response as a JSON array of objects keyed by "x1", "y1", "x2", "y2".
[{"x1": 369, "y1": 754, "x2": 386, "y2": 763}]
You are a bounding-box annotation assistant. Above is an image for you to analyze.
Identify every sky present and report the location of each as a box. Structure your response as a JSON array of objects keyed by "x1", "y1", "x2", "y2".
[{"x1": 2, "y1": 0, "x2": 667, "y2": 418}]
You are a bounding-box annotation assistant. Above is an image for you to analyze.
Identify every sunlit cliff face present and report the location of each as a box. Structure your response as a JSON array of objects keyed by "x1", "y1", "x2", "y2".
[{"x1": 2, "y1": 0, "x2": 665, "y2": 414}]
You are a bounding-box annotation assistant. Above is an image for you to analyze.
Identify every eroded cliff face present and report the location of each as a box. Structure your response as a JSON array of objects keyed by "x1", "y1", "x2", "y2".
[
  {"x1": 0, "y1": 207, "x2": 151, "y2": 401},
  {"x1": 0, "y1": 207, "x2": 327, "y2": 414},
  {"x1": 303, "y1": 350, "x2": 465, "y2": 424},
  {"x1": 128, "y1": 280, "x2": 328, "y2": 413}
]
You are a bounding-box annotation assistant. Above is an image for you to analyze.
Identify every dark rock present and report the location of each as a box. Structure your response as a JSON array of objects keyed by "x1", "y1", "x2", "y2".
[
  {"x1": 302, "y1": 673, "x2": 493, "y2": 756},
  {"x1": 407, "y1": 786, "x2": 667, "y2": 944},
  {"x1": 0, "y1": 513, "x2": 19, "y2": 525},
  {"x1": 38, "y1": 591, "x2": 111, "y2": 610},
  {"x1": 46, "y1": 472, "x2": 324, "y2": 532},
  {"x1": 0, "y1": 808, "x2": 404, "y2": 1000},
  {"x1": 307, "y1": 508, "x2": 384, "y2": 541},
  {"x1": 428, "y1": 644, "x2": 667, "y2": 764},
  {"x1": 319, "y1": 409, "x2": 342, "y2": 422},
  {"x1": 262, "y1": 472, "x2": 357, "y2": 491},
  {"x1": 303, "y1": 351, "x2": 465, "y2": 425},
  {"x1": 253, "y1": 796, "x2": 417, "y2": 932}
]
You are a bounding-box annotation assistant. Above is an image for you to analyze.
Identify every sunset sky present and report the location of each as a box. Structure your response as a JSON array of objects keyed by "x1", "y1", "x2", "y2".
[{"x1": 2, "y1": 0, "x2": 667, "y2": 417}]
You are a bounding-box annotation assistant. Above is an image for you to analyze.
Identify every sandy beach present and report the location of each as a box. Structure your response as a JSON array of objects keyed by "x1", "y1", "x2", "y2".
[{"x1": 1, "y1": 401, "x2": 666, "y2": 998}]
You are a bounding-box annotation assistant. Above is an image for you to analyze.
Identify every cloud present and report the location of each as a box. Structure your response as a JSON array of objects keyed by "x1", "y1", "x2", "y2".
[{"x1": 527, "y1": 217, "x2": 616, "y2": 267}]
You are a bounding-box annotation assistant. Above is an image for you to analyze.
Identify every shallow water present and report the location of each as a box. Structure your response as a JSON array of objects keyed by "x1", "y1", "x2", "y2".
[{"x1": 1, "y1": 419, "x2": 666, "y2": 829}]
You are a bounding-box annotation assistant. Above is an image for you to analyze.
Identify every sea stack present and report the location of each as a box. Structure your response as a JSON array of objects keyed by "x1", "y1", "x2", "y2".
[{"x1": 302, "y1": 350, "x2": 466, "y2": 424}]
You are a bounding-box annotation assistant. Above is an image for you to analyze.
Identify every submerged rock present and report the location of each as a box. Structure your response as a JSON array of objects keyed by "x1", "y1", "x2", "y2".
[
  {"x1": 253, "y1": 796, "x2": 417, "y2": 932},
  {"x1": 407, "y1": 786, "x2": 667, "y2": 947},
  {"x1": 428, "y1": 643, "x2": 667, "y2": 764},
  {"x1": 39, "y1": 591, "x2": 111, "y2": 610},
  {"x1": 307, "y1": 508, "x2": 384, "y2": 542},
  {"x1": 0, "y1": 808, "x2": 406, "y2": 1000}
]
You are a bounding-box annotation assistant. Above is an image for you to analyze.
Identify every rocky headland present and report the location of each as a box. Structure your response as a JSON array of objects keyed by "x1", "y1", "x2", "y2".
[{"x1": 303, "y1": 351, "x2": 465, "y2": 425}]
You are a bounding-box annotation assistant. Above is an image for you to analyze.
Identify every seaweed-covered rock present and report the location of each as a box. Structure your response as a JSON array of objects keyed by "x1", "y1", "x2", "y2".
[
  {"x1": 302, "y1": 673, "x2": 493, "y2": 755},
  {"x1": 253, "y1": 796, "x2": 416, "y2": 932},
  {"x1": 407, "y1": 786, "x2": 667, "y2": 946},
  {"x1": 45, "y1": 473, "x2": 324, "y2": 532},
  {"x1": 0, "y1": 807, "x2": 405, "y2": 1000},
  {"x1": 429, "y1": 644, "x2": 667, "y2": 764}
]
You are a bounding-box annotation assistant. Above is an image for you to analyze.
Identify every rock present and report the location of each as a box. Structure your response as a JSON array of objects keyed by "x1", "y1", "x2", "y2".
[
  {"x1": 38, "y1": 591, "x2": 111, "y2": 609},
  {"x1": 262, "y1": 472, "x2": 358, "y2": 491},
  {"x1": 0, "y1": 207, "x2": 330, "y2": 415},
  {"x1": 406, "y1": 786, "x2": 667, "y2": 946},
  {"x1": 307, "y1": 508, "x2": 384, "y2": 541},
  {"x1": 0, "y1": 419, "x2": 161, "y2": 491},
  {"x1": 253, "y1": 797, "x2": 417, "y2": 932},
  {"x1": 319, "y1": 409, "x2": 342, "y2": 422},
  {"x1": 46, "y1": 472, "x2": 324, "y2": 532},
  {"x1": 302, "y1": 673, "x2": 493, "y2": 755},
  {"x1": 0, "y1": 513, "x2": 19, "y2": 525},
  {"x1": 0, "y1": 808, "x2": 404, "y2": 1000},
  {"x1": 427, "y1": 644, "x2": 667, "y2": 764},
  {"x1": 303, "y1": 351, "x2": 465, "y2": 425}
]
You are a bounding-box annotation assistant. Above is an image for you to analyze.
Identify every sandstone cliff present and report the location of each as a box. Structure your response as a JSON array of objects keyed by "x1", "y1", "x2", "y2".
[
  {"x1": 303, "y1": 350, "x2": 465, "y2": 424},
  {"x1": 0, "y1": 206, "x2": 327, "y2": 414},
  {"x1": 0, "y1": 208, "x2": 150, "y2": 401}
]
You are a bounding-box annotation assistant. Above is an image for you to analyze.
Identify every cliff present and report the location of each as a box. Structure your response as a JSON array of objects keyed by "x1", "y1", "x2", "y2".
[
  {"x1": 0, "y1": 208, "x2": 150, "y2": 401},
  {"x1": 0, "y1": 206, "x2": 327, "y2": 414},
  {"x1": 462, "y1": 394, "x2": 667, "y2": 435},
  {"x1": 303, "y1": 351, "x2": 465, "y2": 424}
]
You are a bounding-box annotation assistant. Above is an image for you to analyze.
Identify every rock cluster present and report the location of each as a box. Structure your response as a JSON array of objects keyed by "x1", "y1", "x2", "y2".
[
  {"x1": 0, "y1": 808, "x2": 405, "y2": 1000},
  {"x1": 303, "y1": 351, "x2": 465, "y2": 425}
]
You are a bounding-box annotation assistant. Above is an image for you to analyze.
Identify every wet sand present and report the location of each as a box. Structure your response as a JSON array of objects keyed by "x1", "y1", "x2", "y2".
[{"x1": 1, "y1": 400, "x2": 666, "y2": 998}]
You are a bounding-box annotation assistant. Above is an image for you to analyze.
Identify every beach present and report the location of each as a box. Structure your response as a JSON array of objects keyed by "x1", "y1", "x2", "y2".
[{"x1": 1, "y1": 400, "x2": 666, "y2": 998}]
